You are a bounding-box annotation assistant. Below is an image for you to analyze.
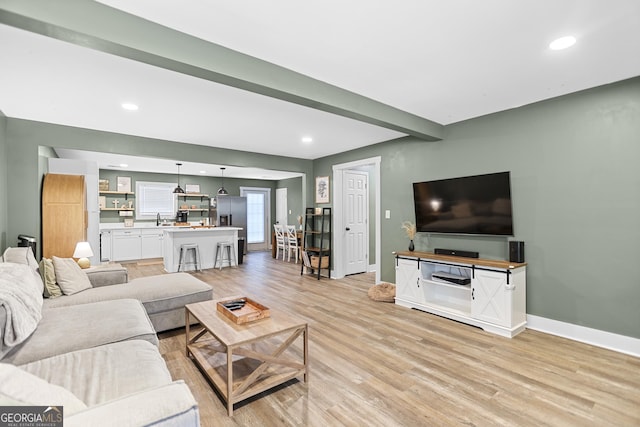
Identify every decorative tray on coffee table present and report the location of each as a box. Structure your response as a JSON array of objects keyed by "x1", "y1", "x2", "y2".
[{"x1": 216, "y1": 297, "x2": 271, "y2": 324}]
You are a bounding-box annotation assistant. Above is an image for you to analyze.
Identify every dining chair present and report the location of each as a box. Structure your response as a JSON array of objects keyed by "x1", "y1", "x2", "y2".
[
  {"x1": 285, "y1": 225, "x2": 300, "y2": 263},
  {"x1": 274, "y1": 224, "x2": 287, "y2": 261}
]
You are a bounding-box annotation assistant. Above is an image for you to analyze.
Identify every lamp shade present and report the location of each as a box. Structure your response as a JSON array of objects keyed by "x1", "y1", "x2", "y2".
[{"x1": 73, "y1": 242, "x2": 93, "y2": 269}]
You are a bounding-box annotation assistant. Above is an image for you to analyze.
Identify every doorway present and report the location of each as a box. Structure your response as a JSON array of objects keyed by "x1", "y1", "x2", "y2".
[
  {"x1": 240, "y1": 187, "x2": 271, "y2": 251},
  {"x1": 332, "y1": 156, "x2": 381, "y2": 283}
]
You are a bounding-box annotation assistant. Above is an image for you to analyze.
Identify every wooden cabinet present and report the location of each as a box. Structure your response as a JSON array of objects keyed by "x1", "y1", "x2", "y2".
[
  {"x1": 394, "y1": 251, "x2": 527, "y2": 338},
  {"x1": 301, "y1": 207, "x2": 331, "y2": 279},
  {"x1": 42, "y1": 174, "x2": 87, "y2": 258}
]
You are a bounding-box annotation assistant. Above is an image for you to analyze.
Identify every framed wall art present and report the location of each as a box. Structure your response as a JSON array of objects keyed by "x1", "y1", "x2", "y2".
[
  {"x1": 315, "y1": 176, "x2": 329, "y2": 204},
  {"x1": 117, "y1": 176, "x2": 132, "y2": 193}
]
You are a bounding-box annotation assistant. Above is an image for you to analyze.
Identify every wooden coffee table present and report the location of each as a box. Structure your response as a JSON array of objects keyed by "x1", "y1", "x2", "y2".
[{"x1": 185, "y1": 297, "x2": 309, "y2": 416}]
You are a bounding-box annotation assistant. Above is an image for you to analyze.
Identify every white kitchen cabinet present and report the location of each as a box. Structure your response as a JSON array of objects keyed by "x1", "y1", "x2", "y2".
[
  {"x1": 394, "y1": 251, "x2": 527, "y2": 338},
  {"x1": 112, "y1": 229, "x2": 141, "y2": 261},
  {"x1": 141, "y1": 229, "x2": 163, "y2": 259}
]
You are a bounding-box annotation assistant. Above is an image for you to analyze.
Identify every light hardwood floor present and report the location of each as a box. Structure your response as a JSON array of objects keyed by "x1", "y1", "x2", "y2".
[{"x1": 124, "y1": 252, "x2": 640, "y2": 426}]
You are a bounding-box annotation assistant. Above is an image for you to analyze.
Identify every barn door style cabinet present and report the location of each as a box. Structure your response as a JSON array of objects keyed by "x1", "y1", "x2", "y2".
[
  {"x1": 394, "y1": 251, "x2": 527, "y2": 337},
  {"x1": 42, "y1": 174, "x2": 87, "y2": 259}
]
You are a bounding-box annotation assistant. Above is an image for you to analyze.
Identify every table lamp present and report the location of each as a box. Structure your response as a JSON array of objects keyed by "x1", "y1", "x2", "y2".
[{"x1": 73, "y1": 241, "x2": 94, "y2": 269}]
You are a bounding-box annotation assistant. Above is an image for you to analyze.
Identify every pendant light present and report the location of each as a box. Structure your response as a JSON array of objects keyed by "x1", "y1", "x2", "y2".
[
  {"x1": 217, "y1": 167, "x2": 229, "y2": 196},
  {"x1": 173, "y1": 162, "x2": 185, "y2": 194}
]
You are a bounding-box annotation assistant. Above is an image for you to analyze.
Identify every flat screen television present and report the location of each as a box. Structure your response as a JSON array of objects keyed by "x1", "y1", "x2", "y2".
[{"x1": 413, "y1": 171, "x2": 514, "y2": 236}]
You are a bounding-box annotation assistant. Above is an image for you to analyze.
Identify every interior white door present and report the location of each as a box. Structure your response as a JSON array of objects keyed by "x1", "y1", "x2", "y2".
[
  {"x1": 276, "y1": 188, "x2": 288, "y2": 226},
  {"x1": 343, "y1": 170, "x2": 368, "y2": 275}
]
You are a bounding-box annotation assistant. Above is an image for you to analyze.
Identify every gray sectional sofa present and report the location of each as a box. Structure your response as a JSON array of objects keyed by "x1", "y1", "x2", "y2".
[{"x1": 0, "y1": 247, "x2": 214, "y2": 426}]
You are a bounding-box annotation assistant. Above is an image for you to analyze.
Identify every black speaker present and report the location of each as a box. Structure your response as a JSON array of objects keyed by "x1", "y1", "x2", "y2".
[
  {"x1": 509, "y1": 241, "x2": 525, "y2": 263},
  {"x1": 434, "y1": 248, "x2": 479, "y2": 258}
]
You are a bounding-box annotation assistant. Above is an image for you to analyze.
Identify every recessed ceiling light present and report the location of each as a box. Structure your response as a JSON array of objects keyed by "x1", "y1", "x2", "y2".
[
  {"x1": 199, "y1": 170, "x2": 206, "y2": 174},
  {"x1": 301, "y1": 136, "x2": 313, "y2": 143},
  {"x1": 549, "y1": 36, "x2": 576, "y2": 50},
  {"x1": 119, "y1": 163, "x2": 128, "y2": 168},
  {"x1": 121, "y1": 103, "x2": 139, "y2": 111}
]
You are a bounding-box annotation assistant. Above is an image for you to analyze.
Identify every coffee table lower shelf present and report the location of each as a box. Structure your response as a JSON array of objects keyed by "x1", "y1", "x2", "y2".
[{"x1": 185, "y1": 300, "x2": 308, "y2": 416}]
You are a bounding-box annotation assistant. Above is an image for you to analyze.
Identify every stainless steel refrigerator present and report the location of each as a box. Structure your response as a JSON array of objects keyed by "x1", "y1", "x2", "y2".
[{"x1": 211, "y1": 196, "x2": 247, "y2": 255}]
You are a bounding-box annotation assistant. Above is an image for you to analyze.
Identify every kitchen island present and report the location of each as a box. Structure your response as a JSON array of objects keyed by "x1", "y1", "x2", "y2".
[{"x1": 163, "y1": 227, "x2": 242, "y2": 272}]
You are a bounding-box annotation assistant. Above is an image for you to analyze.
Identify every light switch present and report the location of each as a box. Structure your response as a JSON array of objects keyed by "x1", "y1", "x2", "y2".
[
  {"x1": 289, "y1": 209, "x2": 292, "y2": 214},
  {"x1": 385, "y1": 210, "x2": 391, "y2": 219}
]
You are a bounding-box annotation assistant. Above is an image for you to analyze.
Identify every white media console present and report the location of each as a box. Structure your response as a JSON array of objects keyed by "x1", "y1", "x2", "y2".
[{"x1": 394, "y1": 251, "x2": 527, "y2": 338}]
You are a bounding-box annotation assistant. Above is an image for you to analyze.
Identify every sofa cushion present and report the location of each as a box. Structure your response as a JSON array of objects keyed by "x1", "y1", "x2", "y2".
[
  {"x1": 44, "y1": 273, "x2": 212, "y2": 316},
  {"x1": 0, "y1": 363, "x2": 87, "y2": 415},
  {"x1": 20, "y1": 340, "x2": 172, "y2": 407},
  {"x1": 52, "y1": 257, "x2": 92, "y2": 295},
  {"x1": 64, "y1": 381, "x2": 200, "y2": 427},
  {"x1": 84, "y1": 264, "x2": 128, "y2": 287},
  {"x1": 2, "y1": 299, "x2": 158, "y2": 365},
  {"x1": 39, "y1": 258, "x2": 63, "y2": 298}
]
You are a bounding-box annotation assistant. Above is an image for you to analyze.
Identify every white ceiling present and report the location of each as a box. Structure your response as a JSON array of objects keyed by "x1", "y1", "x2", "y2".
[{"x1": 2, "y1": 1, "x2": 639, "y2": 176}]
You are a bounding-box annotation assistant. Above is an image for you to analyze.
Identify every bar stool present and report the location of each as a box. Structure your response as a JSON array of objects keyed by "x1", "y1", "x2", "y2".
[
  {"x1": 178, "y1": 243, "x2": 200, "y2": 272},
  {"x1": 214, "y1": 241, "x2": 236, "y2": 270}
]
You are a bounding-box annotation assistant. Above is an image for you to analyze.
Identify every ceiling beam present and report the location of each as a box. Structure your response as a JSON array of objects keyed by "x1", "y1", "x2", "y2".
[{"x1": 0, "y1": 0, "x2": 443, "y2": 141}]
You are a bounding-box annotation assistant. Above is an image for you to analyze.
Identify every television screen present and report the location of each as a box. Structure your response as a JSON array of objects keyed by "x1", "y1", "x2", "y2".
[{"x1": 413, "y1": 171, "x2": 514, "y2": 235}]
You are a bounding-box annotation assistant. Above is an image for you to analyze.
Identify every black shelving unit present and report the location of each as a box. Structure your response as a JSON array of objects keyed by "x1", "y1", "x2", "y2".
[{"x1": 301, "y1": 207, "x2": 331, "y2": 280}]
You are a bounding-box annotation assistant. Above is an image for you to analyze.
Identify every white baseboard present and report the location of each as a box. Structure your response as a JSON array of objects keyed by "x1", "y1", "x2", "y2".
[
  {"x1": 368, "y1": 264, "x2": 377, "y2": 273},
  {"x1": 527, "y1": 315, "x2": 640, "y2": 358}
]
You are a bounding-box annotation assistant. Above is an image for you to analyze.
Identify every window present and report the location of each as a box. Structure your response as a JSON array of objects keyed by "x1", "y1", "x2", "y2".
[{"x1": 136, "y1": 181, "x2": 176, "y2": 220}]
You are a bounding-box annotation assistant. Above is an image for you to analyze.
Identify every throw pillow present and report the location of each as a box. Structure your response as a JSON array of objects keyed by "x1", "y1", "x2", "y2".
[
  {"x1": 52, "y1": 257, "x2": 92, "y2": 295},
  {"x1": 0, "y1": 363, "x2": 87, "y2": 414},
  {"x1": 39, "y1": 258, "x2": 63, "y2": 298}
]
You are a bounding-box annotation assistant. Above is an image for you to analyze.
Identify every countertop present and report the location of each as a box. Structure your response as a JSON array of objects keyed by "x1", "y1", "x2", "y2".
[{"x1": 100, "y1": 222, "x2": 195, "y2": 230}]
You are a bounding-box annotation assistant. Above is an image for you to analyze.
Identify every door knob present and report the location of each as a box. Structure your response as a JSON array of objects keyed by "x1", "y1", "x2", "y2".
[{"x1": 345, "y1": 227, "x2": 351, "y2": 231}]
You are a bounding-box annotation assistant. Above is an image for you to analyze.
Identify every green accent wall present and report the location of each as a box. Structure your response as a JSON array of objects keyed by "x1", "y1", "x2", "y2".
[
  {"x1": 0, "y1": 110, "x2": 6, "y2": 250},
  {"x1": 316, "y1": 77, "x2": 640, "y2": 338}
]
